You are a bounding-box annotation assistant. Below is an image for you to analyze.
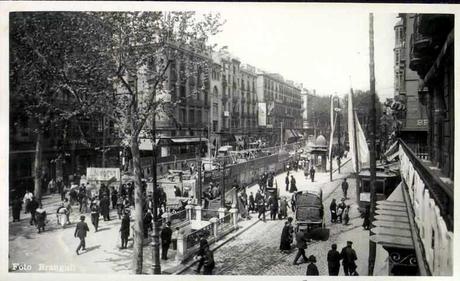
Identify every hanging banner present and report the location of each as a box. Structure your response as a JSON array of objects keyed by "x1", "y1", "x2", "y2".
[
  {"x1": 258, "y1": 102, "x2": 267, "y2": 126},
  {"x1": 86, "y1": 167, "x2": 121, "y2": 182}
]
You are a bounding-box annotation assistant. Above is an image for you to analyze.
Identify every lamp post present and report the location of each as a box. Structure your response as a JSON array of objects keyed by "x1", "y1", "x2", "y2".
[
  {"x1": 150, "y1": 112, "x2": 161, "y2": 274},
  {"x1": 220, "y1": 161, "x2": 226, "y2": 208},
  {"x1": 197, "y1": 129, "x2": 203, "y2": 207}
]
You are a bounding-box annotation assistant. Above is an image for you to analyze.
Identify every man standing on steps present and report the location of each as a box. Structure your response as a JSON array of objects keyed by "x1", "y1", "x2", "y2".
[{"x1": 342, "y1": 178, "x2": 349, "y2": 199}]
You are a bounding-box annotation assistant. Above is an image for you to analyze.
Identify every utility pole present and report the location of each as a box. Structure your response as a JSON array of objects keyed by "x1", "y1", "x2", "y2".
[
  {"x1": 197, "y1": 129, "x2": 202, "y2": 207},
  {"x1": 329, "y1": 96, "x2": 333, "y2": 182},
  {"x1": 280, "y1": 121, "x2": 283, "y2": 149},
  {"x1": 337, "y1": 98, "x2": 341, "y2": 173},
  {"x1": 220, "y1": 161, "x2": 226, "y2": 208},
  {"x1": 151, "y1": 112, "x2": 161, "y2": 274},
  {"x1": 102, "y1": 116, "x2": 106, "y2": 168},
  {"x1": 368, "y1": 12, "x2": 378, "y2": 276}
]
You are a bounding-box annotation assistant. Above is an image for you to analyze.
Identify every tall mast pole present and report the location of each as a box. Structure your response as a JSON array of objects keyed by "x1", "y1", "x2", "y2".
[
  {"x1": 151, "y1": 111, "x2": 161, "y2": 274},
  {"x1": 368, "y1": 12, "x2": 377, "y2": 276},
  {"x1": 337, "y1": 98, "x2": 341, "y2": 173}
]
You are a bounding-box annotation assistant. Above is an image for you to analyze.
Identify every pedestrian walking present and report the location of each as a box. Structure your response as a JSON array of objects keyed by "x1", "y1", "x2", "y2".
[
  {"x1": 23, "y1": 190, "x2": 33, "y2": 214},
  {"x1": 329, "y1": 199, "x2": 337, "y2": 223},
  {"x1": 57, "y1": 179, "x2": 65, "y2": 201},
  {"x1": 291, "y1": 192, "x2": 296, "y2": 213},
  {"x1": 293, "y1": 229, "x2": 309, "y2": 265},
  {"x1": 309, "y1": 166, "x2": 316, "y2": 182},
  {"x1": 248, "y1": 192, "x2": 255, "y2": 213},
  {"x1": 63, "y1": 198, "x2": 72, "y2": 224},
  {"x1": 143, "y1": 209, "x2": 153, "y2": 238},
  {"x1": 90, "y1": 199, "x2": 100, "y2": 232},
  {"x1": 268, "y1": 195, "x2": 279, "y2": 220},
  {"x1": 100, "y1": 195, "x2": 110, "y2": 221},
  {"x1": 279, "y1": 197, "x2": 290, "y2": 219},
  {"x1": 35, "y1": 204, "x2": 47, "y2": 233},
  {"x1": 279, "y1": 217, "x2": 294, "y2": 252},
  {"x1": 160, "y1": 222, "x2": 172, "y2": 260},
  {"x1": 11, "y1": 197, "x2": 22, "y2": 222},
  {"x1": 306, "y1": 255, "x2": 319, "y2": 275},
  {"x1": 78, "y1": 188, "x2": 87, "y2": 213},
  {"x1": 119, "y1": 212, "x2": 130, "y2": 249},
  {"x1": 285, "y1": 174, "x2": 289, "y2": 191},
  {"x1": 342, "y1": 178, "x2": 349, "y2": 199},
  {"x1": 327, "y1": 244, "x2": 341, "y2": 275},
  {"x1": 28, "y1": 196, "x2": 39, "y2": 226},
  {"x1": 337, "y1": 199, "x2": 346, "y2": 223},
  {"x1": 257, "y1": 197, "x2": 266, "y2": 222},
  {"x1": 194, "y1": 236, "x2": 209, "y2": 274},
  {"x1": 341, "y1": 241, "x2": 358, "y2": 276},
  {"x1": 74, "y1": 215, "x2": 89, "y2": 255},
  {"x1": 202, "y1": 244, "x2": 215, "y2": 275},
  {"x1": 111, "y1": 188, "x2": 118, "y2": 210},
  {"x1": 289, "y1": 175, "x2": 297, "y2": 193},
  {"x1": 48, "y1": 179, "x2": 56, "y2": 194},
  {"x1": 362, "y1": 205, "x2": 371, "y2": 230},
  {"x1": 343, "y1": 205, "x2": 350, "y2": 225}
]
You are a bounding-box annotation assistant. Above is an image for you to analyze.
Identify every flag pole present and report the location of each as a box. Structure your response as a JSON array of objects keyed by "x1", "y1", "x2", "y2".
[
  {"x1": 368, "y1": 12, "x2": 378, "y2": 276},
  {"x1": 350, "y1": 88, "x2": 360, "y2": 202}
]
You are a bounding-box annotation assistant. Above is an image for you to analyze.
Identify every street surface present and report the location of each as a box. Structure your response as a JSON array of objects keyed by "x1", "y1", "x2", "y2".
[
  {"x1": 9, "y1": 158, "x2": 387, "y2": 275},
  {"x1": 180, "y1": 159, "x2": 381, "y2": 275}
]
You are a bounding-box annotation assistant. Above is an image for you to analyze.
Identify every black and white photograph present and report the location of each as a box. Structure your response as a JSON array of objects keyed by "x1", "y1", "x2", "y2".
[{"x1": 0, "y1": 1, "x2": 456, "y2": 279}]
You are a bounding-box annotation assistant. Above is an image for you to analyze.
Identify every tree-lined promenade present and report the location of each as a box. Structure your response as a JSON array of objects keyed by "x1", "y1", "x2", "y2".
[{"x1": 10, "y1": 11, "x2": 224, "y2": 274}]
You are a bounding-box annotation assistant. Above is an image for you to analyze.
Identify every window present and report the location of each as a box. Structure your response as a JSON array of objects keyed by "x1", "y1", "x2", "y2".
[
  {"x1": 213, "y1": 121, "x2": 218, "y2": 132},
  {"x1": 189, "y1": 109, "x2": 195, "y2": 124},
  {"x1": 196, "y1": 110, "x2": 201, "y2": 124},
  {"x1": 180, "y1": 108, "x2": 186, "y2": 123},
  {"x1": 180, "y1": 83, "x2": 186, "y2": 97}
]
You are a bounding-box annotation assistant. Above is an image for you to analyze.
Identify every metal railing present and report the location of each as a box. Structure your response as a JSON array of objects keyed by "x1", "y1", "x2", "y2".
[
  {"x1": 217, "y1": 213, "x2": 233, "y2": 233},
  {"x1": 186, "y1": 223, "x2": 213, "y2": 249},
  {"x1": 399, "y1": 139, "x2": 453, "y2": 231},
  {"x1": 201, "y1": 209, "x2": 220, "y2": 220},
  {"x1": 169, "y1": 209, "x2": 187, "y2": 227}
]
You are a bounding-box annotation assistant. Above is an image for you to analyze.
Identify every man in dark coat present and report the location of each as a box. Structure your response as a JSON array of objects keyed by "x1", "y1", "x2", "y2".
[
  {"x1": 337, "y1": 199, "x2": 346, "y2": 223},
  {"x1": 310, "y1": 166, "x2": 316, "y2": 182},
  {"x1": 119, "y1": 213, "x2": 130, "y2": 249},
  {"x1": 160, "y1": 222, "x2": 173, "y2": 260},
  {"x1": 289, "y1": 175, "x2": 297, "y2": 193},
  {"x1": 100, "y1": 196, "x2": 110, "y2": 221},
  {"x1": 362, "y1": 205, "x2": 371, "y2": 230},
  {"x1": 194, "y1": 237, "x2": 209, "y2": 273},
  {"x1": 257, "y1": 197, "x2": 266, "y2": 222},
  {"x1": 342, "y1": 178, "x2": 349, "y2": 199},
  {"x1": 111, "y1": 188, "x2": 118, "y2": 210},
  {"x1": 11, "y1": 197, "x2": 22, "y2": 222},
  {"x1": 329, "y1": 199, "x2": 337, "y2": 223},
  {"x1": 248, "y1": 192, "x2": 255, "y2": 213},
  {"x1": 74, "y1": 215, "x2": 90, "y2": 255},
  {"x1": 285, "y1": 175, "x2": 290, "y2": 191},
  {"x1": 268, "y1": 195, "x2": 279, "y2": 220},
  {"x1": 293, "y1": 230, "x2": 309, "y2": 265},
  {"x1": 28, "y1": 197, "x2": 39, "y2": 226},
  {"x1": 279, "y1": 217, "x2": 293, "y2": 252},
  {"x1": 327, "y1": 243, "x2": 341, "y2": 275},
  {"x1": 143, "y1": 209, "x2": 153, "y2": 238},
  {"x1": 202, "y1": 244, "x2": 215, "y2": 275},
  {"x1": 90, "y1": 199, "x2": 100, "y2": 232},
  {"x1": 306, "y1": 255, "x2": 319, "y2": 275},
  {"x1": 341, "y1": 241, "x2": 358, "y2": 276}
]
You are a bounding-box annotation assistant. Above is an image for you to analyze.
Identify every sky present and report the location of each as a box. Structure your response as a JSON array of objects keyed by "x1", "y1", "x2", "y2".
[{"x1": 208, "y1": 8, "x2": 399, "y2": 99}]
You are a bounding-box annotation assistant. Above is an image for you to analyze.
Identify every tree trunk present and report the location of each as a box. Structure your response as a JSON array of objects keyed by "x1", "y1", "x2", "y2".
[
  {"x1": 34, "y1": 131, "x2": 43, "y2": 201},
  {"x1": 130, "y1": 137, "x2": 144, "y2": 274}
]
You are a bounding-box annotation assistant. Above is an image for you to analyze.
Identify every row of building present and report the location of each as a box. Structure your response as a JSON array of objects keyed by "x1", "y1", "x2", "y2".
[
  {"x1": 10, "y1": 42, "x2": 320, "y2": 193},
  {"x1": 374, "y1": 13, "x2": 454, "y2": 276}
]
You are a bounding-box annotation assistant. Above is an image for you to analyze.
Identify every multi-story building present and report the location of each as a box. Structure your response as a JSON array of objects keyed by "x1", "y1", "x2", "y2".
[
  {"x1": 394, "y1": 14, "x2": 428, "y2": 153},
  {"x1": 371, "y1": 14, "x2": 453, "y2": 276},
  {"x1": 256, "y1": 72, "x2": 303, "y2": 145}
]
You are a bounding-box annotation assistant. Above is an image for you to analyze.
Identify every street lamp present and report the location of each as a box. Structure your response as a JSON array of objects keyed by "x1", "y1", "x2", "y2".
[{"x1": 150, "y1": 112, "x2": 161, "y2": 274}]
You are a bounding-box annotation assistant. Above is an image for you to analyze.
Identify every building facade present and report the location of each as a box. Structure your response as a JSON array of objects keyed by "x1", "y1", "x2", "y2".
[{"x1": 394, "y1": 14, "x2": 428, "y2": 153}]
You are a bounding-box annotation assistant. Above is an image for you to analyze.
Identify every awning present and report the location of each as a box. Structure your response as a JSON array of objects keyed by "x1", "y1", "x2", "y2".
[
  {"x1": 370, "y1": 183, "x2": 414, "y2": 249},
  {"x1": 170, "y1": 137, "x2": 208, "y2": 144}
]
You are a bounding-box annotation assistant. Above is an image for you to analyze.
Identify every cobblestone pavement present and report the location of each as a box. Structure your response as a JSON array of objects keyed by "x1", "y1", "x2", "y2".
[{"x1": 181, "y1": 158, "x2": 374, "y2": 276}]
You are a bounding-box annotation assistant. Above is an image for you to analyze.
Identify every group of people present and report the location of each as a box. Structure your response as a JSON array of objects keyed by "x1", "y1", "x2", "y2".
[
  {"x1": 279, "y1": 218, "x2": 359, "y2": 276},
  {"x1": 329, "y1": 198, "x2": 350, "y2": 225}
]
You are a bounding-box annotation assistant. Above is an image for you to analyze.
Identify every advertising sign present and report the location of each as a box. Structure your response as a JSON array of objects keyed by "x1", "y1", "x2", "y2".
[
  {"x1": 258, "y1": 102, "x2": 267, "y2": 126},
  {"x1": 86, "y1": 167, "x2": 121, "y2": 182}
]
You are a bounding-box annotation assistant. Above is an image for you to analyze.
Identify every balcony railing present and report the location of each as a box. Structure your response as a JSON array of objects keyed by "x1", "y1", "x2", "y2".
[{"x1": 399, "y1": 139, "x2": 453, "y2": 231}]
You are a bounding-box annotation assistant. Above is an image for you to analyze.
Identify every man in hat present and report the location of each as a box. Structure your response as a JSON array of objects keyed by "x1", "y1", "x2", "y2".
[
  {"x1": 306, "y1": 255, "x2": 319, "y2": 275},
  {"x1": 293, "y1": 229, "x2": 309, "y2": 265},
  {"x1": 342, "y1": 178, "x2": 349, "y2": 199},
  {"x1": 160, "y1": 221, "x2": 173, "y2": 260},
  {"x1": 327, "y1": 244, "x2": 341, "y2": 275},
  {"x1": 341, "y1": 241, "x2": 358, "y2": 276},
  {"x1": 74, "y1": 215, "x2": 90, "y2": 255},
  {"x1": 119, "y1": 212, "x2": 130, "y2": 249}
]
